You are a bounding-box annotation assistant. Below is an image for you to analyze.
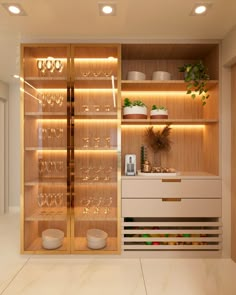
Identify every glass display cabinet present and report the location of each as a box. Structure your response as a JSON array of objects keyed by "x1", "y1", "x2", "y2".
[{"x1": 21, "y1": 44, "x2": 121, "y2": 254}]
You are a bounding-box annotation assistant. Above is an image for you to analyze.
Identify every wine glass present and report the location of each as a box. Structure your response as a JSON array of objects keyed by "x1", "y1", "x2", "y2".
[
  {"x1": 93, "y1": 105, "x2": 100, "y2": 112},
  {"x1": 82, "y1": 137, "x2": 90, "y2": 148},
  {"x1": 54, "y1": 59, "x2": 63, "y2": 72},
  {"x1": 93, "y1": 137, "x2": 100, "y2": 148},
  {"x1": 103, "y1": 196, "x2": 113, "y2": 215},
  {"x1": 92, "y1": 196, "x2": 102, "y2": 215},
  {"x1": 37, "y1": 59, "x2": 45, "y2": 76},
  {"x1": 104, "y1": 136, "x2": 111, "y2": 148},
  {"x1": 38, "y1": 159, "x2": 45, "y2": 175},
  {"x1": 55, "y1": 128, "x2": 63, "y2": 139},
  {"x1": 80, "y1": 197, "x2": 91, "y2": 215},
  {"x1": 37, "y1": 193, "x2": 46, "y2": 214},
  {"x1": 82, "y1": 105, "x2": 89, "y2": 112}
]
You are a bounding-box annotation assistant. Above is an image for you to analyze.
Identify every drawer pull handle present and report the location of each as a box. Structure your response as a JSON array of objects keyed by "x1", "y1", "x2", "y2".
[
  {"x1": 162, "y1": 198, "x2": 181, "y2": 202},
  {"x1": 162, "y1": 179, "x2": 181, "y2": 183}
]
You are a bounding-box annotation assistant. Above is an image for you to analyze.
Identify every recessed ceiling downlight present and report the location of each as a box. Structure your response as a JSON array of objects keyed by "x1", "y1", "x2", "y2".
[
  {"x1": 195, "y1": 5, "x2": 207, "y2": 14},
  {"x1": 8, "y1": 5, "x2": 20, "y2": 14},
  {"x1": 190, "y1": 2, "x2": 212, "y2": 16},
  {"x1": 98, "y1": 2, "x2": 116, "y2": 16},
  {"x1": 1, "y1": 3, "x2": 27, "y2": 16},
  {"x1": 102, "y1": 5, "x2": 113, "y2": 14}
]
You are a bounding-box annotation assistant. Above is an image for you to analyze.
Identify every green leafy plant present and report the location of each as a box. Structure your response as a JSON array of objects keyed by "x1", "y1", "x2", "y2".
[
  {"x1": 152, "y1": 105, "x2": 167, "y2": 111},
  {"x1": 178, "y1": 60, "x2": 210, "y2": 106},
  {"x1": 123, "y1": 98, "x2": 146, "y2": 107}
]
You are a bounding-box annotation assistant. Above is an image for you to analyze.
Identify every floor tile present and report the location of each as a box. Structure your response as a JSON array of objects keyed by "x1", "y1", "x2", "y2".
[
  {"x1": 0, "y1": 213, "x2": 30, "y2": 293},
  {"x1": 141, "y1": 258, "x2": 236, "y2": 295},
  {"x1": 2, "y1": 258, "x2": 146, "y2": 295}
]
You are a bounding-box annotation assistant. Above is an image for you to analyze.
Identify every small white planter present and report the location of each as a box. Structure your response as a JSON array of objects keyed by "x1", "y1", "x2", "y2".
[
  {"x1": 150, "y1": 109, "x2": 168, "y2": 119},
  {"x1": 123, "y1": 106, "x2": 148, "y2": 119}
]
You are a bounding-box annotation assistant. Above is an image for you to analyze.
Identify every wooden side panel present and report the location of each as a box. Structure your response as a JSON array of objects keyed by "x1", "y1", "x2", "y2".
[{"x1": 232, "y1": 64, "x2": 236, "y2": 261}]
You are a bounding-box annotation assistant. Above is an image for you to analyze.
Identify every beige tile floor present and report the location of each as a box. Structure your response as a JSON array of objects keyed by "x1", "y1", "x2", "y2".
[{"x1": 1, "y1": 212, "x2": 236, "y2": 295}]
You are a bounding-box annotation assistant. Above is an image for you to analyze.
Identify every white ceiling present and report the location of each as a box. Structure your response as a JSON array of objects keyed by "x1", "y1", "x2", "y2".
[{"x1": 0, "y1": 0, "x2": 236, "y2": 83}]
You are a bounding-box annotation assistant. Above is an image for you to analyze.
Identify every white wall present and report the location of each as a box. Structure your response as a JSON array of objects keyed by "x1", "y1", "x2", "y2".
[
  {"x1": 221, "y1": 26, "x2": 236, "y2": 257},
  {"x1": 222, "y1": 26, "x2": 236, "y2": 66},
  {"x1": 8, "y1": 82, "x2": 21, "y2": 208},
  {"x1": 0, "y1": 81, "x2": 9, "y2": 213},
  {"x1": 0, "y1": 81, "x2": 8, "y2": 99}
]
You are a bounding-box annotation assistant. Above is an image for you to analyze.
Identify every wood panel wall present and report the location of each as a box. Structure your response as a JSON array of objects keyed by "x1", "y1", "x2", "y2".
[{"x1": 232, "y1": 64, "x2": 236, "y2": 261}]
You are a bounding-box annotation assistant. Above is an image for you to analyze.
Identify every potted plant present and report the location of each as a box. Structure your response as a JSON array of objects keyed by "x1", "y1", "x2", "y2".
[
  {"x1": 123, "y1": 98, "x2": 147, "y2": 119},
  {"x1": 178, "y1": 60, "x2": 210, "y2": 105},
  {"x1": 150, "y1": 105, "x2": 168, "y2": 119}
]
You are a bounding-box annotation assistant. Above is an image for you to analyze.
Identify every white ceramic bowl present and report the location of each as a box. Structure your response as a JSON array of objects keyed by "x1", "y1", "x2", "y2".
[
  {"x1": 42, "y1": 229, "x2": 64, "y2": 250},
  {"x1": 87, "y1": 229, "x2": 108, "y2": 249},
  {"x1": 152, "y1": 71, "x2": 171, "y2": 80},
  {"x1": 127, "y1": 71, "x2": 146, "y2": 80}
]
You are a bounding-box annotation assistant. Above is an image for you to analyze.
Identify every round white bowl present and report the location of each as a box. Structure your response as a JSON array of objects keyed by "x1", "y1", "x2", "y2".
[
  {"x1": 127, "y1": 71, "x2": 146, "y2": 80},
  {"x1": 42, "y1": 229, "x2": 64, "y2": 250},
  {"x1": 152, "y1": 71, "x2": 171, "y2": 81},
  {"x1": 87, "y1": 229, "x2": 108, "y2": 249}
]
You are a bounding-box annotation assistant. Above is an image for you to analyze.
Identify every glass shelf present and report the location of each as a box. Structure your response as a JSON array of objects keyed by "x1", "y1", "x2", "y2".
[{"x1": 25, "y1": 208, "x2": 67, "y2": 221}]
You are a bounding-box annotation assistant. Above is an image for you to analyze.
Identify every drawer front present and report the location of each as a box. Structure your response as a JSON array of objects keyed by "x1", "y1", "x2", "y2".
[
  {"x1": 122, "y1": 198, "x2": 221, "y2": 217},
  {"x1": 122, "y1": 179, "x2": 221, "y2": 199}
]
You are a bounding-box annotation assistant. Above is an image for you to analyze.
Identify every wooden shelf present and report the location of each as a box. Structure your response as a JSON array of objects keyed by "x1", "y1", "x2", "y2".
[
  {"x1": 121, "y1": 80, "x2": 218, "y2": 91},
  {"x1": 121, "y1": 119, "x2": 218, "y2": 125}
]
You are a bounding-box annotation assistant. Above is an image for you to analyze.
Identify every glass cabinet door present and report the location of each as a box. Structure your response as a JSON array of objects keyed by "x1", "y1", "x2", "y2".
[
  {"x1": 71, "y1": 45, "x2": 121, "y2": 253},
  {"x1": 22, "y1": 45, "x2": 70, "y2": 253}
]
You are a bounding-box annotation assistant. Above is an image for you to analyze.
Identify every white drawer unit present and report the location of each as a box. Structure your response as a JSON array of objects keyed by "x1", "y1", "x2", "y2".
[
  {"x1": 121, "y1": 178, "x2": 222, "y2": 256},
  {"x1": 122, "y1": 198, "x2": 221, "y2": 218},
  {"x1": 122, "y1": 178, "x2": 222, "y2": 199}
]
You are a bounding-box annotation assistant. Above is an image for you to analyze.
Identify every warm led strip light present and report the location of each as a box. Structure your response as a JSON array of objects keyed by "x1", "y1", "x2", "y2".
[
  {"x1": 37, "y1": 88, "x2": 66, "y2": 92},
  {"x1": 74, "y1": 119, "x2": 118, "y2": 123},
  {"x1": 74, "y1": 149, "x2": 117, "y2": 154},
  {"x1": 36, "y1": 150, "x2": 67, "y2": 154},
  {"x1": 74, "y1": 57, "x2": 117, "y2": 61},
  {"x1": 37, "y1": 119, "x2": 67, "y2": 123}
]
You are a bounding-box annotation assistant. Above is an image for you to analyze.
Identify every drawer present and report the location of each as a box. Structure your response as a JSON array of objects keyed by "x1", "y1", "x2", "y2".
[
  {"x1": 122, "y1": 198, "x2": 221, "y2": 217},
  {"x1": 122, "y1": 179, "x2": 221, "y2": 199}
]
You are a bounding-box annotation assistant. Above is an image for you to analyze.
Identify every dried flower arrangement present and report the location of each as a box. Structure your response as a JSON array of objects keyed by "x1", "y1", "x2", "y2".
[
  {"x1": 145, "y1": 125, "x2": 172, "y2": 167},
  {"x1": 145, "y1": 125, "x2": 172, "y2": 153}
]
